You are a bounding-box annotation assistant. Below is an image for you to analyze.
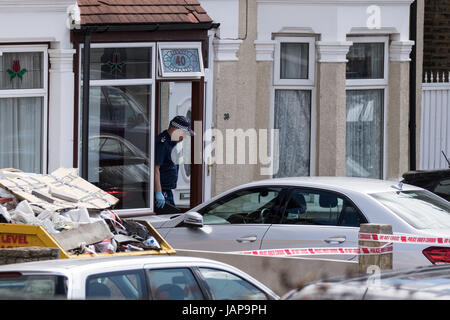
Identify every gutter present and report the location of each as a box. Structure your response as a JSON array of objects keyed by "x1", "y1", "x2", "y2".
[{"x1": 73, "y1": 22, "x2": 219, "y2": 33}]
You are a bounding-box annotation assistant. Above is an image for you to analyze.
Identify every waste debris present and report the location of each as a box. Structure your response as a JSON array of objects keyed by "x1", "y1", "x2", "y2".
[{"x1": 0, "y1": 167, "x2": 162, "y2": 255}]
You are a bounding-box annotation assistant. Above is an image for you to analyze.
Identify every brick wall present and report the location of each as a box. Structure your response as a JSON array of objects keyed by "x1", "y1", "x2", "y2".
[
  {"x1": 0, "y1": 247, "x2": 60, "y2": 265},
  {"x1": 424, "y1": 0, "x2": 450, "y2": 79}
]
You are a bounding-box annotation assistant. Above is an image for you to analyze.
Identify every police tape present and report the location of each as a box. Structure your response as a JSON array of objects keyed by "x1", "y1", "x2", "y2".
[
  {"x1": 231, "y1": 233, "x2": 450, "y2": 257},
  {"x1": 233, "y1": 243, "x2": 393, "y2": 257},
  {"x1": 359, "y1": 233, "x2": 450, "y2": 245}
]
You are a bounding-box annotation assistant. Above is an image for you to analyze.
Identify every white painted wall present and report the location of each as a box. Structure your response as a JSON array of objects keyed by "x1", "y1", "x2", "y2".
[
  {"x1": 0, "y1": 0, "x2": 76, "y2": 173},
  {"x1": 198, "y1": 0, "x2": 240, "y2": 39},
  {"x1": 256, "y1": 0, "x2": 413, "y2": 42}
]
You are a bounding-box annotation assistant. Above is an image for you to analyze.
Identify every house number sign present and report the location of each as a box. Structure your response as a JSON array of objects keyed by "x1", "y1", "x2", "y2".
[{"x1": 161, "y1": 48, "x2": 201, "y2": 73}]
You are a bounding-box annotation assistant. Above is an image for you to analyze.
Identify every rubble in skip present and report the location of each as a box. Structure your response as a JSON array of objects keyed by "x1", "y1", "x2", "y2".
[{"x1": 0, "y1": 167, "x2": 161, "y2": 255}]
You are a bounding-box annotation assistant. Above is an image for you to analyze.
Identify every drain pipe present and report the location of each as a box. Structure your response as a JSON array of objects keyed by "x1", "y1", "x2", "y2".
[
  {"x1": 409, "y1": 0, "x2": 417, "y2": 171},
  {"x1": 81, "y1": 31, "x2": 91, "y2": 179}
]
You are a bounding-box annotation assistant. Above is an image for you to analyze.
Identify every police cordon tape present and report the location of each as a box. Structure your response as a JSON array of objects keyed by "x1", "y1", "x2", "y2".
[
  {"x1": 359, "y1": 233, "x2": 450, "y2": 244},
  {"x1": 232, "y1": 232, "x2": 450, "y2": 257},
  {"x1": 233, "y1": 243, "x2": 393, "y2": 257}
]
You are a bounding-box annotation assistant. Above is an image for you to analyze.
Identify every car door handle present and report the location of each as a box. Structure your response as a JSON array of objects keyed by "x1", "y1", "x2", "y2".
[
  {"x1": 324, "y1": 236, "x2": 346, "y2": 244},
  {"x1": 236, "y1": 235, "x2": 257, "y2": 243}
]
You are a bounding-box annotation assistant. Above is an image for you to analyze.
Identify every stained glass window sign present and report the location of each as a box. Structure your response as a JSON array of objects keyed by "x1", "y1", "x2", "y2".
[{"x1": 158, "y1": 42, "x2": 204, "y2": 78}]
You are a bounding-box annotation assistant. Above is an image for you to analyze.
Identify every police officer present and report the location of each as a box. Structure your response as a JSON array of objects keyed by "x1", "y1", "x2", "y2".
[{"x1": 154, "y1": 115, "x2": 195, "y2": 209}]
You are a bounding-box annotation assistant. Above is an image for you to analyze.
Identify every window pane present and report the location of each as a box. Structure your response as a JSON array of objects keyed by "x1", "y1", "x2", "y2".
[
  {"x1": 346, "y1": 90, "x2": 383, "y2": 179},
  {"x1": 147, "y1": 268, "x2": 204, "y2": 300},
  {"x1": 199, "y1": 268, "x2": 268, "y2": 300},
  {"x1": 274, "y1": 90, "x2": 311, "y2": 177},
  {"x1": 86, "y1": 85, "x2": 151, "y2": 209},
  {"x1": 84, "y1": 47, "x2": 152, "y2": 81},
  {"x1": 0, "y1": 52, "x2": 43, "y2": 89},
  {"x1": 86, "y1": 270, "x2": 146, "y2": 300},
  {"x1": 200, "y1": 188, "x2": 282, "y2": 225},
  {"x1": 280, "y1": 43, "x2": 309, "y2": 79},
  {"x1": 282, "y1": 189, "x2": 366, "y2": 227},
  {"x1": 0, "y1": 97, "x2": 43, "y2": 173},
  {"x1": 346, "y1": 43, "x2": 384, "y2": 79}
]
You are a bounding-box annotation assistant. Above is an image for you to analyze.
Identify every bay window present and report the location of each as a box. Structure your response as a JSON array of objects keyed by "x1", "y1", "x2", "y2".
[
  {"x1": 0, "y1": 46, "x2": 48, "y2": 173},
  {"x1": 345, "y1": 37, "x2": 388, "y2": 179},
  {"x1": 273, "y1": 37, "x2": 315, "y2": 178}
]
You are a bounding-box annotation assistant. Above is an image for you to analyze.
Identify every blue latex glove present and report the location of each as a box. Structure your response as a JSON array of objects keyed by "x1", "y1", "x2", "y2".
[{"x1": 155, "y1": 192, "x2": 165, "y2": 208}]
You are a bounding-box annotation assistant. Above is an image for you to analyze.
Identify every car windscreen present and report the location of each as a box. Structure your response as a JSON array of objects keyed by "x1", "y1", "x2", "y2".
[
  {"x1": 370, "y1": 190, "x2": 450, "y2": 230},
  {"x1": 0, "y1": 272, "x2": 68, "y2": 299}
]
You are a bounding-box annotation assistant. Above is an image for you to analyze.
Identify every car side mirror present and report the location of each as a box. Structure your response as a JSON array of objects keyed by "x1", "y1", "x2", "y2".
[{"x1": 183, "y1": 211, "x2": 203, "y2": 228}]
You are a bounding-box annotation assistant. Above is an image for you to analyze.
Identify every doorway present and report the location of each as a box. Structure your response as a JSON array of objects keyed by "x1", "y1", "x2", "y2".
[{"x1": 156, "y1": 80, "x2": 204, "y2": 210}]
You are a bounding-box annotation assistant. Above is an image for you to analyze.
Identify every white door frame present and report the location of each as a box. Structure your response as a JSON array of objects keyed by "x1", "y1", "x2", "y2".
[{"x1": 203, "y1": 30, "x2": 215, "y2": 201}]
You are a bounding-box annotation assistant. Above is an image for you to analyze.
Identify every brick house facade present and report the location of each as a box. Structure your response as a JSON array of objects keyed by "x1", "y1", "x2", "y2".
[{"x1": 423, "y1": 0, "x2": 450, "y2": 79}]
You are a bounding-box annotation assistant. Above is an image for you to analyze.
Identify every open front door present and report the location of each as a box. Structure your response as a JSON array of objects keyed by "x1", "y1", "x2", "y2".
[{"x1": 156, "y1": 80, "x2": 204, "y2": 211}]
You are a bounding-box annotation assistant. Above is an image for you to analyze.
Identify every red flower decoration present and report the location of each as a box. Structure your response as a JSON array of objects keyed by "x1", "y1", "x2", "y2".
[
  {"x1": 12, "y1": 60, "x2": 21, "y2": 73},
  {"x1": 112, "y1": 52, "x2": 120, "y2": 64},
  {"x1": 106, "y1": 52, "x2": 125, "y2": 73},
  {"x1": 7, "y1": 60, "x2": 27, "y2": 81}
]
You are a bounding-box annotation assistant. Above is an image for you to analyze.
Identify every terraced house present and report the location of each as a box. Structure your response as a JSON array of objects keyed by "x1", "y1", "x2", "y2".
[{"x1": 0, "y1": 0, "x2": 425, "y2": 215}]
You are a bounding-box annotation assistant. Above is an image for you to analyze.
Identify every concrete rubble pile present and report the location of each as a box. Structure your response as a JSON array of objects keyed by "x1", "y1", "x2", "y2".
[{"x1": 0, "y1": 167, "x2": 161, "y2": 255}]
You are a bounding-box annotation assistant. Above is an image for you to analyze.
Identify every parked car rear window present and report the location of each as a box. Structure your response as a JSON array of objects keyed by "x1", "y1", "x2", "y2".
[
  {"x1": 0, "y1": 273, "x2": 67, "y2": 299},
  {"x1": 199, "y1": 268, "x2": 268, "y2": 300},
  {"x1": 371, "y1": 190, "x2": 450, "y2": 230},
  {"x1": 86, "y1": 269, "x2": 147, "y2": 300}
]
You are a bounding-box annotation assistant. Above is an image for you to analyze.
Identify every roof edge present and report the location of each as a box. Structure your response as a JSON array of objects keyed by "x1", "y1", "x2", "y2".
[{"x1": 72, "y1": 22, "x2": 219, "y2": 33}]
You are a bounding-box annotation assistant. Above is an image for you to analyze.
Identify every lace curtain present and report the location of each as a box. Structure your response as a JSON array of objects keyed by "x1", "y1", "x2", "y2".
[
  {"x1": 346, "y1": 89, "x2": 384, "y2": 179},
  {"x1": 346, "y1": 43, "x2": 384, "y2": 79},
  {"x1": 274, "y1": 90, "x2": 311, "y2": 178},
  {"x1": 280, "y1": 43, "x2": 309, "y2": 79},
  {"x1": 0, "y1": 97, "x2": 43, "y2": 173}
]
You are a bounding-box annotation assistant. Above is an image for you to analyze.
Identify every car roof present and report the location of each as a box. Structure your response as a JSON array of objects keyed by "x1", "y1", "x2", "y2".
[
  {"x1": 0, "y1": 255, "x2": 228, "y2": 274},
  {"x1": 236, "y1": 176, "x2": 421, "y2": 195}
]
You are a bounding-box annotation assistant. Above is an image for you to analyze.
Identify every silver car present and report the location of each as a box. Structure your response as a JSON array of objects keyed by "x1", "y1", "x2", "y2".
[
  {"x1": 0, "y1": 255, "x2": 278, "y2": 300},
  {"x1": 140, "y1": 177, "x2": 450, "y2": 269}
]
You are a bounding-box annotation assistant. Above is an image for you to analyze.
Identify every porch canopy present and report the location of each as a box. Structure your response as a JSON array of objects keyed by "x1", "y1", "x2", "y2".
[
  {"x1": 78, "y1": 0, "x2": 212, "y2": 27},
  {"x1": 73, "y1": 0, "x2": 213, "y2": 211}
]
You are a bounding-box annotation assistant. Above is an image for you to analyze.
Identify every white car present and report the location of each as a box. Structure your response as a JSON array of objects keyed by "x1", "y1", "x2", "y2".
[
  {"x1": 0, "y1": 255, "x2": 279, "y2": 300},
  {"x1": 140, "y1": 177, "x2": 450, "y2": 269}
]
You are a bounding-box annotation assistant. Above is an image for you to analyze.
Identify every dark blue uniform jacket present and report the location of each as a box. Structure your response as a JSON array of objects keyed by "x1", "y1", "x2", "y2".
[{"x1": 155, "y1": 130, "x2": 179, "y2": 190}]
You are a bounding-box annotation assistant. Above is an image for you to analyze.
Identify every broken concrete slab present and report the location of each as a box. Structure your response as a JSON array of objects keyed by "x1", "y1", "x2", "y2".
[
  {"x1": 0, "y1": 167, "x2": 119, "y2": 212},
  {"x1": 52, "y1": 220, "x2": 113, "y2": 251}
]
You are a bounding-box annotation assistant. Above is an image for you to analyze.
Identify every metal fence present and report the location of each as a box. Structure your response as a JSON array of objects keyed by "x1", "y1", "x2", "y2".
[{"x1": 421, "y1": 71, "x2": 450, "y2": 170}]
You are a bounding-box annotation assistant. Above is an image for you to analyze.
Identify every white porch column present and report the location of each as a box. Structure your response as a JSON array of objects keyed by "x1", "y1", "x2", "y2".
[{"x1": 48, "y1": 48, "x2": 76, "y2": 172}]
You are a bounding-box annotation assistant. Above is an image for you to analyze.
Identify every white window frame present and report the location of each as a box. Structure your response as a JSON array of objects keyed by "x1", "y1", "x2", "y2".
[
  {"x1": 78, "y1": 42, "x2": 156, "y2": 214},
  {"x1": 345, "y1": 36, "x2": 389, "y2": 87},
  {"x1": 345, "y1": 36, "x2": 389, "y2": 180},
  {"x1": 157, "y1": 42, "x2": 204, "y2": 79},
  {"x1": 0, "y1": 44, "x2": 49, "y2": 174},
  {"x1": 274, "y1": 37, "x2": 315, "y2": 86},
  {"x1": 270, "y1": 85, "x2": 316, "y2": 177}
]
